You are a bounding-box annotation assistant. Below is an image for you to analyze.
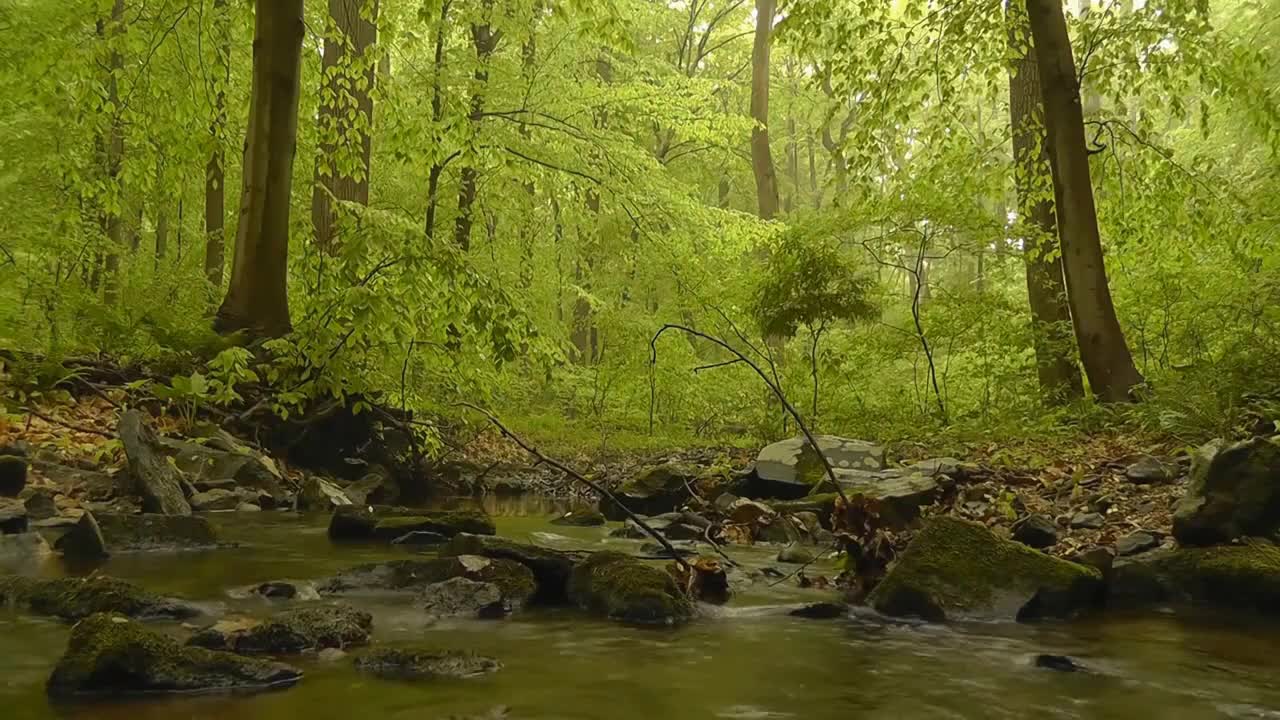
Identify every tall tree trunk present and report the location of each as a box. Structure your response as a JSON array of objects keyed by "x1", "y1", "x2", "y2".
[
  {"x1": 1026, "y1": 0, "x2": 1142, "y2": 402},
  {"x1": 311, "y1": 0, "x2": 379, "y2": 255},
  {"x1": 454, "y1": 9, "x2": 502, "y2": 251},
  {"x1": 749, "y1": 0, "x2": 780, "y2": 220},
  {"x1": 423, "y1": 0, "x2": 451, "y2": 239},
  {"x1": 205, "y1": 0, "x2": 230, "y2": 290},
  {"x1": 518, "y1": 5, "x2": 540, "y2": 289},
  {"x1": 1008, "y1": 7, "x2": 1084, "y2": 405},
  {"x1": 98, "y1": 0, "x2": 125, "y2": 306},
  {"x1": 214, "y1": 0, "x2": 306, "y2": 337}
]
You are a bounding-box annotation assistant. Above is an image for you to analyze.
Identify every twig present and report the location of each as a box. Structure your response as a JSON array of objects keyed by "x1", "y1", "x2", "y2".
[
  {"x1": 22, "y1": 407, "x2": 115, "y2": 438},
  {"x1": 768, "y1": 540, "x2": 838, "y2": 587},
  {"x1": 456, "y1": 402, "x2": 691, "y2": 573}
]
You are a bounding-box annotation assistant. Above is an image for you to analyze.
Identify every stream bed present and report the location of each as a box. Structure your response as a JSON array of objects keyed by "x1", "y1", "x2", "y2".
[{"x1": 3, "y1": 499, "x2": 1280, "y2": 720}]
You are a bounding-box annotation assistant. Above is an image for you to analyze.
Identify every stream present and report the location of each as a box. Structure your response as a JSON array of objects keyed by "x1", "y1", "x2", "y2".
[{"x1": 3, "y1": 497, "x2": 1280, "y2": 720}]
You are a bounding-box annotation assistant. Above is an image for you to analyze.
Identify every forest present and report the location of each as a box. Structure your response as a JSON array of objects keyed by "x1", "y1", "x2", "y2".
[{"x1": 0, "y1": 0, "x2": 1279, "y2": 718}]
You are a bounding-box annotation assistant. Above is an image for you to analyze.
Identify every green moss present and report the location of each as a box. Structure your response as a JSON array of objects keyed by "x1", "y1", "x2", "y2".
[
  {"x1": 369, "y1": 511, "x2": 495, "y2": 541},
  {"x1": 0, "y1": 574, "x2": 200, "y2": 621},
  {"x1": 1110, "y1": 541, "x2": 1280, "y2": 613},
  {"x1": 47, "y1": 613, "x2": 301, "y2": 697},
  {"x1": 868, "y1": 517, "x2": 1102, "y2": 621},
  {"x1": 189, "y1": 605, "x2": 372, "y2": 655},
  {"x1": 316, "y1": 556, "x2": 535, "y2": 606},
  {"x1": 442, "y1": 534, "x2": 574, "y2": 604},
  {"x1": 567, "y1": 551, "x2": 693, "y2": 625}
]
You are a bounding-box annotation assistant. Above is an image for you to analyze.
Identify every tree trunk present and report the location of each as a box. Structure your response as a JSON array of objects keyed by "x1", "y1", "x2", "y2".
[
  {"x1": 98, "y1": 0, "x2": 125, "y2": 306},
  {"x1": 749, "y1": 0, "x2": 780, "y2": 221},
  {"x1": 214, "y1": 0, "x2": 306, "y2": 337},
  {"x1": 423, "y1": 1, "x2": 452, "y2": 239},
  {"x1": 1007, "y1": 6, "x2": 1084, "y2": 405},
  {"x1": 1026, "y1": 0, "x2": 1142, "y2": 402},
  {"x1": 454, "y1": 12, "x2": 501, "y2": 251},
  {"x1": 311, "y1": 0, "x2": 378, "y2": 255},
  {"x1": 205, "y1": 0, "x2": 230, "y2": 290}
]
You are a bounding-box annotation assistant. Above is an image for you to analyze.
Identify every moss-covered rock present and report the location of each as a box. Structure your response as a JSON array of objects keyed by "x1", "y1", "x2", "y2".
[
  {"x1": 47, "y1": 613, "x2": 301, "y2": 698},
  {"x1": 188, "y1": 604, "x2": 372, "y2": 654},
  {"x1": 550, "y1": 509, "x2": 606, "y2": 527},
  {"x1": 1108, "y1": 540, "x2": 1280, "y2": 613},
  {"x1": 420, "y1": 577, "x2": 509, "y2": 619},
  {"x1": 316, "y1": 555, "x2": 536, "y2": 607},
  {"x1": 0, "y1": 574, "x2": 202, "y2": 621},
  {"x1": 1173, "y1": 436, "x2": 1280, "y2": 546},
  {"x1": 442, "y1": 533, "x2": 577, "y2": 604},
  {"x1": 598, "y1": 463, "x2": 699, "y2": 521},
  {"x1": 353, "y1": 647, "x2": 500, "y2": 680},
  {"x1": 567, "y1": 551, "x2": 693, "y2": 625},
  {"x1": 327, "y1": 505, "x2": 495, "y2": 542},
  {"x1": 867, "y1": 517, "x2": 1102, "y2": 622},
  {"x1": 55, "y1": 512, "x2": 219, "y2": 555}
]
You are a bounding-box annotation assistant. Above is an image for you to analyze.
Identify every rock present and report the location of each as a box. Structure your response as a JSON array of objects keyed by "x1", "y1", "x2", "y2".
[
  {"x1": 662, "y1": 523, "x2": 706, "y2": 541},
  {"x1": 1070, "y1": 512, "x2": 1105, "y2": 530},
  {"x1": 0, "y1": 454, "x2": 27, "y2": 497},
  {"x1": 550, "y1": 510, "x2": 606, "y2": 527},
  {"x1": 755, "y1": 515, "x2": 799, "y2": 544},
  {"x1": 0, "y1": 498, "x2": 27, "y2": 534},
  {"x1": 1012, "y1": 514, "x2": 1058, "y2": 549},
  {"x1": 1125, "y1": 455, "x2": 1176, "y2": 484},
  {"x1": 254, "y1": 582, "x2": 305, "y2": 600},
  {"x1": 161, "y1": 436, "x2": 288, "y2": 507},
  {"x1": 327, "y1": 505, "x2": 495, "y2": 542},
  {"x1": 237, "y1": 503, "x2": 262, "y2": 513},
  {"x1": 442, "y1": 534, "x2": 575, "y2": 604},
  {"x1": 118, "y1": 411, "x2": 191, "y2": 515},
  {"x1": 1108, "y1": 541, "x2": 1280, "y2": 613},
  {"x1": 318, "y1": 556, "x2": 536, "y2": 607},
  {"x1": 750, "y1": 435, "x2": 886, "y2": 499},
  {"x1": 1116, "y1": 531, "x2": 1160, "y2": 557},
  {"x1": 190, "y1": 488, "x2": 242, "y2": 512},
  {"x1": 56, "y1": 512, "x2": 218, "y2": 556},
  {"x1": 789, "y1": 602, "x2": 847, "y2": 619},
  {"x1": 608, "y1": 520, "x2": 650, "y2": 539},
  {"x1": 55, "y1": 511, "x2": 107, "y2": 560},
  {"x1": 726, "y1": 498, "x2": 776, "y2": 525},
  {"x1": 189, "y1": 604, "x2": 372, "y2": 654},
  {"x1": 567, "y1": 551, "x2": 693, "y2": 625},
  {"x1": 637, "y1": 541, "x2": 699, "y2": 560},
  {"x1": 713, "y1": 493, "x2": 740, "y2": 513},
  {"x1": 297, "y1": 477, "x2": 353, "y2": 512},
  {"x1": 342, "y1": 469, "x2": 399, "y2": 507},
  {"x1": 770, "y1": 495, "x2": 838, "y2": 525},
  {"x1": 391, "y1": 530, "x2": 449, "y2": 545},
  {"x1": 420, "y1": 577, "x2": 510, "y2": 619},
  {"x1": 910, "y1": 457, "x2": 970, "y2": 479},
  {"x1": 811, "y1": 468, "x2": 946, "y2": 528},
  {"x1": 22, "y1": 489, "x2": 57, "y2": 521},
  {"x1": 47, "y1": 613, "x2": 301, "y2": 698},
  {"x1": 599, "y1": 462, "x2": 700, "y2": 521},
  {"x1": 354, "y1": 648, "x2": 500, "y2": 681},
  {"x1": 777, "y1": 545, "x2": 816, "y2": 564},
  {"x1": 1071, "y1": 546, "x2": 1117, "y2": 576},
  {"x1": 0, "y1": 532, "x2": 52, "y2": 562},
  {"x1": 1173, "y1": 436, "x2": 1280, "y2": 546},
  {"x1": 867, "y1": 517, "x2": 1102, "y2": 622},
  {"x1": 0, "y1": 574, "x2": 201, "y2": 621},
  {"x1": 194, "y1": 479, "x2": 238, "y2": 493},
  {"x1": 1034, "y1": 654, "x2": 1086, "y2": 672}
]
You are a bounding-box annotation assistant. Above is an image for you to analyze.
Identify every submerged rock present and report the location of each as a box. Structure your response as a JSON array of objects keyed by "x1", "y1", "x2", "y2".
[
  {"x1": 0, "y1": 574, "x2": 201, "y2": 621},
  {"x1": 550, "y1": 510, "x2": 606, "y2": 527},
  {"x1": 789, "y1": 602, "x2": 848, "y2": 619},
  {"x1": 47, "y1": 613, "x2": 301, "y2": 698},
  {"x1": 56, "y1": 512, "x2": 219, "y2": 557},
  {"x1": 118, "y1": 410, "x2": 191, "y2": 515},
  {"x1": 318, "y1": 555, "x2": 536, "y2": 607},
  {"x1": 420, "y1": 577, "x2": 511, "y2": 619},
  {"x1": 750, "y1": 435, "x2": 886, "y2": 499},
  {"x1": 567, "y1": 551, "x2": 692, "y2": 625},
  {"x1": 189, "y1": 604, "x2": 372, "y2": 654},
  {"x1": 777, "y1": 545, "x2": 816, "y2": 564},
  {"x1": 599, "y1": 463, "x2": 700, "y2": 521},
  {"x1": 443, "y1": 533, "x2": 575, "y2": 604},
  {"x1": 1108, "y1": 540, "x2": 1280, "y2": 613},
  {"x1": 354, "y1": 648, "x2": 501, "y2": 681},
  {"x1": 867, "y1": 517, "x2": 1102, "y2": 622},
  {"x1": 1173, "y1": 436, "x2": 1280, "y2": 546},
  {"x1": 1034, "y1": 654, "x2": 1086, "y2": 673},
  {"x1": 327, "y1": 505, "x2": 495, "y2": 542}
]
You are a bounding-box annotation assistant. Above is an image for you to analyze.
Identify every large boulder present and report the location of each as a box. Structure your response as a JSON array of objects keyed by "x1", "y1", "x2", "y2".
[
  {"x1": 1108, "y1": 540, "x2": 1280, "y2": 614},
  {"x1": 598, "y1": 462, "x2": 700, "y2": 521},
  {"x1": 47, "y1": 613, "x2": 301, "y2": 698},
  {"x1": 56, "y1": 512, "x2": 218, "y2": 557},
  {"x1": 118, "y1": 410, "x2": 191, "y2": 515},
  {"x1": 354, "y1": 648, "x2": 500, "y2": 681},
  {"x1": 750, "y1": 435, "x2": 885, "y2": 499},
  {"x1": 188, "y1": 604, "x2": 372, "y2": 654},
  {"x1": 442, "y1": 533, "x2": 577, "y2": 604},
  {"x1": 567, "y1": 551, "x2": 693, "y2": 625},
  {"x1": 316, "y1": 555, "x2": 536, "y2": 607},
  {"x1": 0, "y1": 574, "x2": 201, "y2": 621},
  {"x1": 1172, "y1": 436, "x2": 1280, "y2": 546},
  {"x1": 161, "y1": 436, "x2": 288, "y2": 507},
  {"x1": 867, "y1": 517, "x2": 1102, "y2": 622},
  {"x1": 0, "y1": 453, "x2": 27, "y2": 497},
  {"x1": 327, "y1": 505, "x2": 495, "y2": 542}
]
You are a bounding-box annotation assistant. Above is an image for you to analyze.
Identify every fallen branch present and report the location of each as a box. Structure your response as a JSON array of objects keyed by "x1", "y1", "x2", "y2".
[
  {"x1": 456, "y1": 402, "x2": 692, "y2": 574},
  {"x1": 22, "y1": 407, "x2": 115, "y2": 438}
]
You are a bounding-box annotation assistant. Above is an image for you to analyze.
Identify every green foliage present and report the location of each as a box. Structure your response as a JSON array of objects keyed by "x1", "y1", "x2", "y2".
[{"x1": 752, "y1": 229, "x2": 878, "y2": 339}]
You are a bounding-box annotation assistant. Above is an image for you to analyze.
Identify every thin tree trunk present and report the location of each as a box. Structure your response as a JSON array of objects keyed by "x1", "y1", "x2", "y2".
[
  {"x1": 311, "y1": 0, "x2": 378, "y2": 255},
  {"x1": 98, "y1": 0, "x2": 125, "y2": 306},
  {"x1": 454, "y1": 9, "x2": 501, "y2": 251},
  {"x1": 518, "y1": 6, "x2": 539, "y2": 289},
  {"x1": 215, "y1": 0, "x2": 306, "y2": 337},
  {"x1": 1026, "y1": 0, "x2": 1142, "y2": 402},
  {"x1": 1008, "y1": 6, "x2": 1084, "y2": 404},
  {"x1": 423, "y1": 1, "x2": 451, "y2": 238},
  {"x1": 205, "y1": 0, "x2": 230, "y2": 290},
  {"x1": 749, "y1": 0, "x2": 780, "y2": 220}
]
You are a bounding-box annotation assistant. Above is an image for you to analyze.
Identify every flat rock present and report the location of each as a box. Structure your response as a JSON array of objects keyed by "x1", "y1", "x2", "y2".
[
  {"x1": 191, "y1": 488, "x2": 242, "y2": 512},
  {"x1": 1125, "y1": 455, "x2": 1176, "y2": 484},
  {"x1": 56, "y1": 512, "x2": 218, "y2": 556},
  {"x1": 1173, "y1": 436, "x2": 1280, "y2": 545},
  {"x1": 751, "y1": 435, "x2": 886, "y2": 499},
  {"x1": 1116, "y1": 531, "x2": 1160, "y2": 557},
  {"x1": 0, "y1": 574, "x2": 201, "y2": 621},
  {"x1": 188, "y1": 604, "x2": 372, "y2": 654},
  {"x1": 1070, "y1": 512, "x2": 1105, "y2": 530},
  {"x1": 48, "y1": 613, "x2": 301, "y2": 697},
  {"x1": 354, "y1": 648, "x2": 500, "y2": 681}
]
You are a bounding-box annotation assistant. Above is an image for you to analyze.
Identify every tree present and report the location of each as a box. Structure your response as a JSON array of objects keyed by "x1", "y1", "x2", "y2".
[
  {"x1": 311, "y1": 0, "x2": 380, "y2": 255},
  {"x1": 97, "y1": 0, "x2": 126, "y2": 306},
  {"x1": 204, "y1": 0, "x2": 230, "y2": 290},
  {"x1": 454, "y1": 1, "x2": 503, "y2": 251},
  {"x1": 1007, "y1": 4, "x2": 1084, "y2": 405},
  {"x1": 1026, "y1": 0, "x2": 1144, "y2": 402},
  {"x1": 750, "y1": 0, "x2": 780, "y2": 220},
  {"x1": 214, "y1": 0, "x2": 306, "y2": 337}
]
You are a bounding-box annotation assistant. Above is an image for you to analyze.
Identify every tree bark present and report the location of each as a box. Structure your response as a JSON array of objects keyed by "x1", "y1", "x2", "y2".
[
  {"x1": 749, "y1": 0, "x2": 780, "y2": 220},
  {"x1": 454, "y1": 13, "x2": 502, "y2": 252},
  {"x1": 1007, "y1": 7, "x2": 1084, "y2": 405},
  {"x1": 423, "y1": 0, "x2": 451, "y2": 239},
  {"x1": 205, "y1": 0, "x2": 230, "y2": 290},
  {"x1": 1026, "y1": 0, "x2": 1142, "y2": 402},
  {"x1": 311, "y1": 0, "x2": 379, "y2": 255},
  {"x1": 98, "y1": 0, "x2": 125, "y2": 306},
  {"x1": 214, "y1": 0, "x2": 306, "y2": 338}
]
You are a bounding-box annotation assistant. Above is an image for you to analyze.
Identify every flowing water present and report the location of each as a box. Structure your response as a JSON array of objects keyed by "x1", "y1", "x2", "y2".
[{"x1": 3, "y1": 499, "x2": 1280, "y2": 720}]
